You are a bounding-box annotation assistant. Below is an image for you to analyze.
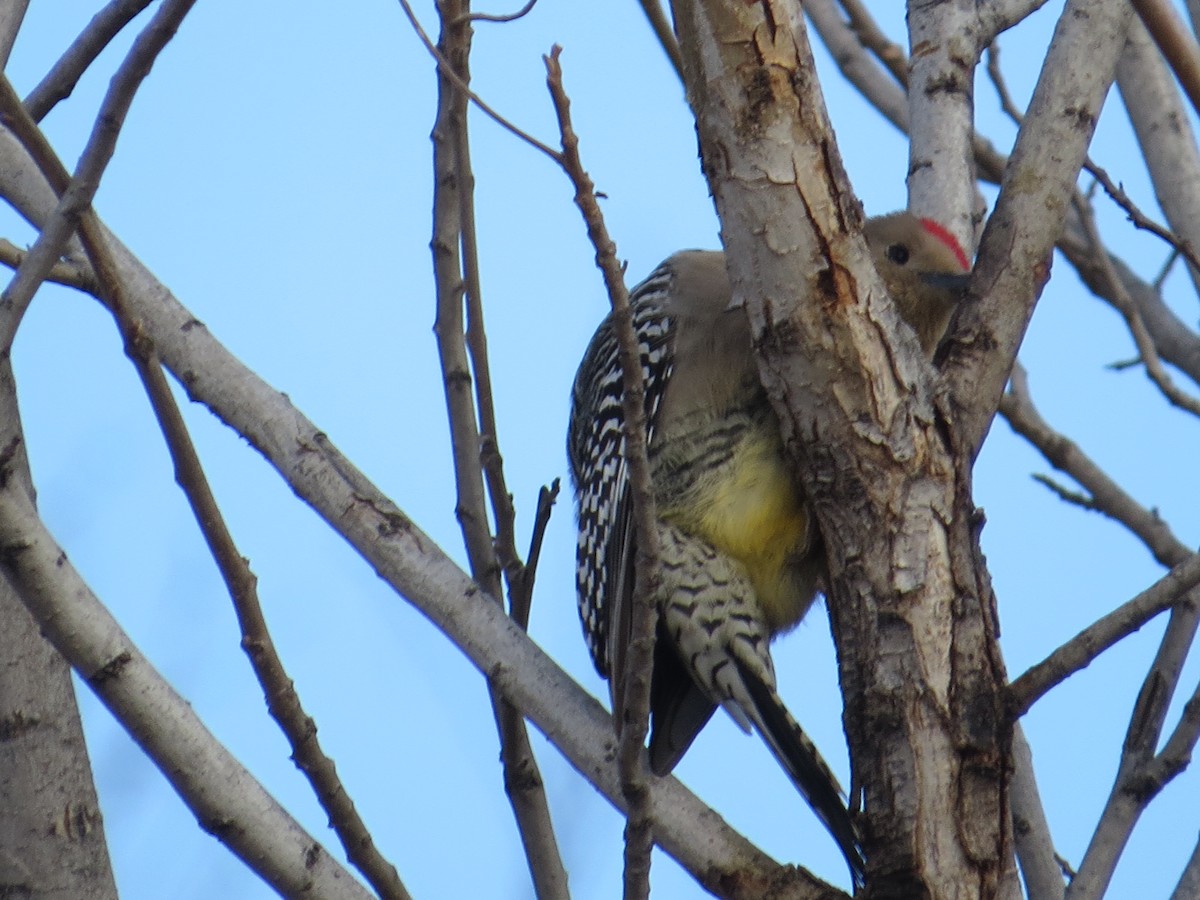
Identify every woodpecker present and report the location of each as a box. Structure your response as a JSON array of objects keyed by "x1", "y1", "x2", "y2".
[{"x1": 567, "y1": 213, "x2": 971, "y2": 886}]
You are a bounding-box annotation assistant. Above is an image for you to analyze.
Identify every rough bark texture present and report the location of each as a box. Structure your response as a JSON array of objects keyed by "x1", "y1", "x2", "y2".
[
  {"x1": 0, "y1": 360, "x2": 119, "y2": 900},
  {"x1": 669, "y1": 1, "x2": 1010, "y2": 896},
  {"x1": 0, "y1": 582, "x2": 119, "y2": 900}
]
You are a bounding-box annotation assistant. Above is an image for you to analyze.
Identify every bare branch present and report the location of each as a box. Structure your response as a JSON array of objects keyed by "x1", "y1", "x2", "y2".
[
  {"x1": 1117, "y1": 17, "x2": 1200, "y2": 299},
  {"x1": 0, "y1": 460, "x2": 376, "y2": 900},
  {"x1": 1170, "y1": 834, "x2": 1200, "y2": 900},
  {"x1": 1147, "y1": 676, "x2": 1200, "y2": 788},
  {"x1": 23, "y1": 0, "x2": 156, "y2": 122},
  {"x1": 429, "y1": 5, "x2": 568, "y2": 895},
  {"x1": 835, "y1": 0, "x2": 906, "y2": 86},
  {"x1": 0, "y1": 338, "x2": 117, "y2": 896},
  {"x1": 133, "y1": 340, "x2": 412, "y2": 900},
  {"x1": 0, "y1": 0, "x2": 196, "y2": 350},
  {"x1": 977, "y1": 0, "x2": 1055, "y2": 41},
  {"x1": 636, "y1": 0, "x2": 685, "y2": 82},
  {"x1": 1131, "y1": 0, "x2": 1200, "y2": 119},
  {"x1": 805, "y1": 0, "x2": 909, "y2": 132},
  {"x1": 1083, "y1": 162, "x2": 1200, "y2": 289},
  {"x1": 5, "y1": 17, "x2": 413, "y2": 898},
  {"x1": 943, "y1": 0, "x2": 1134, "y2": 461},
  {"x1": 1069, "y1": 604, "x2": 1200, "y2": 899},
  {"x1": 1007, "y1": 555, "x2": 1200, "y2": 717},
  {"x1": 1057, "y1": 212, "x2": 1200, "y2": 391},
  {"x1": 0, "y1": 237, "x2": 97, "y2": 293},
  {"x1": 511, "y1": 479, "x2": 560, "y2": 629},
  {"x1": 545, "y1": 45, "x2": 660, "y2": 900},
  {"x1": 459, "y1": 124, "x2": 523, "y2": 595},
  {"x1": 1, "y1": 5, "x2": 425, "y2": 895},
  {"x1": 999, "y1": 364, "x2": 1189, "y2": 571},
  {"x1": 1011, "y1": 726, "x2": 1065, "y2": 900},
  {"x1": 0, "y1": 0, "x2": 28, "y2": 70},
  {"x1": 1153, "y1": 249, "x2": 1180, "y2": 291},
  {"x1": 985, "y1": 41, "x2": 1026, "y2": 126},
  {"x1": 1029, "y1": 472, "x2": 1100, "y2": 512},
  {"x1": 0, "y1": 74, "x2": 102, "y2": 352},
  {"x1": 904, "y1": 0, "x2": 978, "y2": 243},
  {"x1": 395, "y1": 0, "x2": 561, "y2": 161},
  {"x1": 1072, "y1": 194, "x2": 1200, "y2": 418},
  {"x1": 1000, "y1": 365, "x2": 1200, "y2": 898},
  {"x1": 464, "y1": 0, "x2": 537, "y2": 24}
]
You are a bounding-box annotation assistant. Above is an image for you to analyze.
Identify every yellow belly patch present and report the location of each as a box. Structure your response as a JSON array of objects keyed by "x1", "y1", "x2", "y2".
[{"x1": 662, "y1": 436, "x2": 813, "y2": 632}]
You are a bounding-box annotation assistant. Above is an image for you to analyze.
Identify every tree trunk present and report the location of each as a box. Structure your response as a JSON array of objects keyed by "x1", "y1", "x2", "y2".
[
  {"x1": 0, "y1": 360, "x2": 119, "y2": 900},
  {"x1": 670, "y1": 1, "x2": 1011, "y2": 895}
]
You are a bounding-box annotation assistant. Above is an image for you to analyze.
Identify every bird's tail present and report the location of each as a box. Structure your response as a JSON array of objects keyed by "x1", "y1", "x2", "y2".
[{"x1": 734, "y1": 656, "x2": 865, "y2": 891}]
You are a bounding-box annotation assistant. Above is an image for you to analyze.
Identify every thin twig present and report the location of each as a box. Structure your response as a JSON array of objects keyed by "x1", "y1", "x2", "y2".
[
  {"x1": 1083, "y1": 161, "x2": 1200, "y2": 285},
  {"x1": 0, "y1": 2, "x2": 28, "y2": 71},
  {"x1": 1001, "y1": 365, "x2": 1200, "y2": 887},
  {"x1": 636, "y1": 0, "x2": 684, "y2": 82},
  {"x1": 989, "y1": 41, "x2": 1200, "y2": 281},
  {"x1": 1107, "y1": 356, "x2": 1142, "y2": 372},
  {"x1": 0, "y1": 0, "x2": 190, "y2": 352},
  {"x1": 463, "y1": 0, "x2": 537, "y2": 23},
  {"x1": 1057, "y1": 211, "x2": 1200, "y2": 393},
  {"x1": 838, "y1": 0, "x2": 908, "y2": 86},
  {"x1": 0, "y1": 456, "x2": 376, "y2": 900},
  {"x1": 999, "y1": 364, "x2": 1188, "y2": 568},
  {"x1": 1153, "y1": 248, "x2": 1180, "y2": 291},
  {"x1": 0, "y1": 74, "x2": 103, "y2": 353},
  {"x1": 1073, "y1": 194, "x2": 1200, "y2": 419},
  {"x1": 428, "y1": 4, "x2": 569, "y2": 896},
  {"x1": 395, "y1": 0, "x2": 561, "y2": 161},
  {"x1": 1069, "y1": 599, "x2": 1200, "y2": 897},
  {"x1": 986, "y1": 41, "x2": 1025, "y2": 125},
  {"x1": 545, "y1": 45, "x2": 658, "y2": 900},
  {"x1": 1169, "y1": 832, "x2": 1200, "y2": 899},
  {"x1": 0, "y1": 238, "x2": 97, "y2": 293},
  {"x1": 511, "y1": 479, "x2": 559, "y2": 630},
  {"x1": 1143, "y1": 675, "x2": 1200, "y2": 787},
  {"x1": 453, "y1": 79, "x2": 523, "y2": 592},
  {"x1": 1007, "y1": 552, "x2": 1200, "y2": 717},
  {"x1": 116, "y1": 293, "x2": 413, "y2": 900},
  {"x1": 1030, "y1": 473, "x2": 1099, "y2": 512},
  {"x1": 23, "y1": 0, "x2": 156, "y2": 122},
  {"x1": 1056, "y1": 853, "x2": 1078, "y2": 881},
  {"x1": 1132, "y1": 0, "x2": 1200, "y2": 120}
]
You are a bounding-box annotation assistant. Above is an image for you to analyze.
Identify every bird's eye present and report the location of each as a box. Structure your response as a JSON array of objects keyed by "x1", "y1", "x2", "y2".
[{"x1": 886, "y1": 243, "x2": 910, "y2": 265}]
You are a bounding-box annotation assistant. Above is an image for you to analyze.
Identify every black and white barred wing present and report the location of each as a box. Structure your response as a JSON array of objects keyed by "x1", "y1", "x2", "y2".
[{"x1": 567, "y1": 262, "x2": 676, "y2": 679}]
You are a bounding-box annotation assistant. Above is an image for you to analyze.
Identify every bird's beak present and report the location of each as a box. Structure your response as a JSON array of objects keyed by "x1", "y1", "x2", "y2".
[{"x1": 920, "y1": 271, "x2": 972, "y2": 294}]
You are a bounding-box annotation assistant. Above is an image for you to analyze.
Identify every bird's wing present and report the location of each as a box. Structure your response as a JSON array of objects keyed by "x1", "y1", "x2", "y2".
[{"x1": 568, "y1": 262, "x2": 674, "y2": 689}]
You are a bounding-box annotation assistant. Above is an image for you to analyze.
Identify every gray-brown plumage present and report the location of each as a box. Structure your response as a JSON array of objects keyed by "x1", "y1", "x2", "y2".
[{"x1": 568, "y1": 213, "x2": 971, "y2": 887}]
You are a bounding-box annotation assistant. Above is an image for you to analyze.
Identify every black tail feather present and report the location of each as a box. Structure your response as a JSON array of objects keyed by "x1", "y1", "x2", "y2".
[{"x1": 736, "y1": 657, "x2": 865, "y2": 890}]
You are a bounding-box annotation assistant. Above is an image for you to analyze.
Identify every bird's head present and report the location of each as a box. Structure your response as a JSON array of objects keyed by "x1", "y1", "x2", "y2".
[{"x1": 864, "y1": 212, "x2": 972, "y2": 356}]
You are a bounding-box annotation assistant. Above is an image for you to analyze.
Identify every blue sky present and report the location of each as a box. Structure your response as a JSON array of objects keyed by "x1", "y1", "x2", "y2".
[{"x1": 3, "y1": 2, "x2": 1198, "y2": 898}]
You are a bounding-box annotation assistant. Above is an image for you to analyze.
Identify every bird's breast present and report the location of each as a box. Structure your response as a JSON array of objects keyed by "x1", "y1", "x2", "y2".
[{"x1": 652, "y1": 405, "x2": 820, "y2": 634}]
